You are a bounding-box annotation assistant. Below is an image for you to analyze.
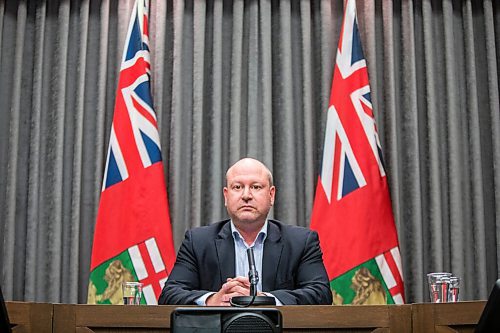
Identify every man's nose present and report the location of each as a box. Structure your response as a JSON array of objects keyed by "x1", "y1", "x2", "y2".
[{"x1": 242, "y1": 186, "x2": 253, "y2": 200}]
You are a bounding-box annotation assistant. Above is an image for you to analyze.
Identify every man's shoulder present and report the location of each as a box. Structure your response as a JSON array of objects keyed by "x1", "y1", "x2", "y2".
[
  {"x1": 267, "y1": 220, "x2": 318, "y2": 251},
  {"x1": 268, "y1": 219, "x2": 315, "y2": 237},
  {"x1": 188, "y1": 219, "x2": 231, "y2": 236}
]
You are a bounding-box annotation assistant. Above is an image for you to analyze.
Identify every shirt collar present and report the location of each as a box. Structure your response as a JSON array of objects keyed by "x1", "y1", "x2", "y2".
[{"x1": 230, "y1": 220, "x2": 268, "y2": 247}]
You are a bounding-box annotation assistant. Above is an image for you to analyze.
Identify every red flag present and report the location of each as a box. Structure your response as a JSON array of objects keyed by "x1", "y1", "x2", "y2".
[
  {"x1": 310, "y1": 0, "x2": 404, "y2": 305},
  {"x1": 88, "y1": 0, "x2": 176, "y2": 305}
]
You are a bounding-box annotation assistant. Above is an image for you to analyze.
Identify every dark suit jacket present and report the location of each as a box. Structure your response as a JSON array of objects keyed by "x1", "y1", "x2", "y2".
[{"x1": 158, "y1": 219, "x2": 332, "y2": 305}]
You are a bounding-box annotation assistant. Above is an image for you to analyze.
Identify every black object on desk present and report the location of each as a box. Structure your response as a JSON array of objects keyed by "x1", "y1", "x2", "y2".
[
  {"x1": 475, "y1": 279, "x2": 500, "y2": 333},
  {"x1": 171, "y1": 307, "x2": 282, "y2": 333},
  {"x1": 0, "y1": 285, "x2": 12, "y2": 333}
]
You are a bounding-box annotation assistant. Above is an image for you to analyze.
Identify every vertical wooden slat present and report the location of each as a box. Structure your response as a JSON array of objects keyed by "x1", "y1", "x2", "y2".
[
  {"x1": 389, "y1": 304, "x2": 412, "y2": 332},
  {"x1": 412, "y1": 303, "x2": 436, "y2": 333},
  {"x1": 53, "y1": 303, "x2": 76, "y2": 333}
]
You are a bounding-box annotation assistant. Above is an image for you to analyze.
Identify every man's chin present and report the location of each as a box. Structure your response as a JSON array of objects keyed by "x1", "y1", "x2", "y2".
[{"x1": 233, "y1": 213, "x2": 264, "y2": 224}]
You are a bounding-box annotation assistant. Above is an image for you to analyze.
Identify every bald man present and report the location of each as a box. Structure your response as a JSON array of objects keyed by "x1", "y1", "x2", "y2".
[{"x1": 158, "y1": 158, "x2": 332, "y2": 305}]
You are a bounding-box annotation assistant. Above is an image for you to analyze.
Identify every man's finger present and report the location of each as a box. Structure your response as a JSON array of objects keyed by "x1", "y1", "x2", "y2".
[
  {"x1": 231, "y1": 276, "x2": 250, "y2": 286},
  {"x1": 226, "y1": 276, "x2": 250, "y2": 288},
  {"x1": 224, "y1": 279, "x2": 247, "y2": 290},
  {"x1": 225, "y1": 284, "x2": 250, "y2": 295}
]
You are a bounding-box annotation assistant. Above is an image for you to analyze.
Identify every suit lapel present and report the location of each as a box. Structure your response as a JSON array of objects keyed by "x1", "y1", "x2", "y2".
[
  {"x1": 215, "y1": 222, "x2": 235, "y2": 286},
  {"x1": 262, "y1": 221, "x2": 283, "y2": 291}
]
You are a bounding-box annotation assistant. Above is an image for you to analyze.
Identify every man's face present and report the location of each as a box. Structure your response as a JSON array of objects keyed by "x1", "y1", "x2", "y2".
[{"x1": 223, "y1": 160, "x2": 275, "y2": 226}]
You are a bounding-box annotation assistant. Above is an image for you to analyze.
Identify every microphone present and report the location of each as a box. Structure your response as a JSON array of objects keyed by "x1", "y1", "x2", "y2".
[
  {"x1": 230, "y1": 247, "x2": 276, "y2": 307},
  {"x1": 247, "y1": 247, "x2": 258, "y2": 297}
]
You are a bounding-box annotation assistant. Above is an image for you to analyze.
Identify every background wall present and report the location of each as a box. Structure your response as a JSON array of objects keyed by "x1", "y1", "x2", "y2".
[{"x1": 0, "y1": 0, "x2": 499, "y2": 304}]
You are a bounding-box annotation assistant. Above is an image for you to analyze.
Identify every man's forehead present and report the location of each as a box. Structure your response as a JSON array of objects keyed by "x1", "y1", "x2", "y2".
[
  {"x1": 227, "y1": 172, "x2": 268, "y2": 183},
  {"x1": 228, "y1": 162, "x2": 265, "y2": 175}
]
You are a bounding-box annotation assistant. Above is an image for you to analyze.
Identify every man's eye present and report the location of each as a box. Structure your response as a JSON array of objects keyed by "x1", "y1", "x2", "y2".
[
  {"x1": 233, "y1": 185, "x2": 241, "y2": 190},
  {"x1": 251, "y1": 185, "x2": 262, "y2": 190}
]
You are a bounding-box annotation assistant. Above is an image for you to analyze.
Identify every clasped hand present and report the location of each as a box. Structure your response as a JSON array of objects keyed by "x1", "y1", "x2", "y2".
[{"x1": 206, "y1": 276, "x2": 264, "y2": 306}]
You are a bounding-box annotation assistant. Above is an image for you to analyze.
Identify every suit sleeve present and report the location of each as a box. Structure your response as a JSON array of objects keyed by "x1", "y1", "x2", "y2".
[
  {"x1": 158, "y1": 230, "x2": 211, "y2": 305},
  {"x1": 270, "y1": 230, "x2": 333, "y2": 305}
]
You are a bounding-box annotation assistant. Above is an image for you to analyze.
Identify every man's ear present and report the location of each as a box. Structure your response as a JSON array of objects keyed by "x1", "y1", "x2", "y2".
[
  {"x1": 269, "y1": 186, "x2": 276, "y2": 206},
  {"x1": 223, "y1": 187, "x2": 228, "y2": 206}
]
